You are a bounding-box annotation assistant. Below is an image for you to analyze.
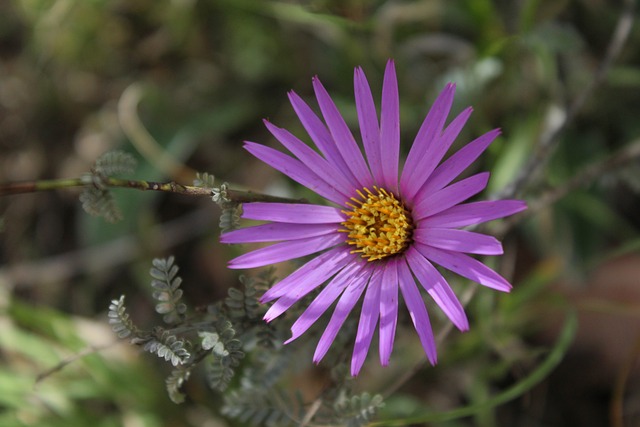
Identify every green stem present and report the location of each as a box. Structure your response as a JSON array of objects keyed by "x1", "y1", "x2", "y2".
[{"x1": 0, "y1": 176, "x2": 307, "y2": 204}]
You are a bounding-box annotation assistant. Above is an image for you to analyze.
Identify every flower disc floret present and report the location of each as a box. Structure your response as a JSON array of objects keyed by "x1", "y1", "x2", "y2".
[{"x1": 340, "y1": 187, "x2": 414, "y2": 261}]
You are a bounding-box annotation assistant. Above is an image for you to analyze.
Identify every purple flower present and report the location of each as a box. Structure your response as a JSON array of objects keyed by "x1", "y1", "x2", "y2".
[{"x1": 222, "y1": 60, "x2": 526, "y2": 375}]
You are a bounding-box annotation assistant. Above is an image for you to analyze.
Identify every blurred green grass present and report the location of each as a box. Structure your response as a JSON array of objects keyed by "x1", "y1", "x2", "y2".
[{"x1": 1, "y1": 0, "x2": 640, "y2": 426}]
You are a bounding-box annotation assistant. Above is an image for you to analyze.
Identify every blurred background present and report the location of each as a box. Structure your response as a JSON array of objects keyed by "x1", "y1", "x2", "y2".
[{"x1": 1, "y1": 0, "x2": 639, "y2": 426}]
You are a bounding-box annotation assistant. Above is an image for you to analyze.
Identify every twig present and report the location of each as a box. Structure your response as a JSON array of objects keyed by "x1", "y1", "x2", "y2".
[
  {"x1": 299, "y1": 397, "x2": 324, "y2": 427},
  {"x1": 35, "y1": 342, "x2": 119, "y2": 385},
  {"x1": 496, "y1": 138, "x2": 640, "y2": 236},
  {"x1": 497, "y1": 0, "x2": 635, "y2": 200},
  {"x1": 0, "y1": 176, "x2": 307, "y2": 204},
  {"x1": 0, "y1": 177, "x2": 209, "y2": 197}
]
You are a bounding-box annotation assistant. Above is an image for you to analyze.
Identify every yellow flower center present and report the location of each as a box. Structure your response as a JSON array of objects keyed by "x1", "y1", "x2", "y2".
[{"x1": 340, "y1": 187, "x2": 414, "y2": 261}]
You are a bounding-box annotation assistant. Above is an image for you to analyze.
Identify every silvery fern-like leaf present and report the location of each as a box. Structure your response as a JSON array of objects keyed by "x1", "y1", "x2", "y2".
[
  {"x1": 202, "y1": 321, "x2": 244, "y2": 392},
  {"x1": 149, "y1": 256, "x2": 186, "y2": 324},
  {"x1": 193, "y1": 172, "x2": 215, "y2": 188},
  {"x1": 199, "y1": 332, "x2": 229, "y2": 356},
  {"x1": 222, "y1": 386, "x2": 301, "y2": 427},
  {"x1": 143, "y1": 329, "x2": 190, "y2": 366},
  {"x1": 107, "y1": 295, "x2": 138, "y2": 338},
  {"x1": 333, "y1": 392, "x2": 384, "y2": 427},
  {"x1": 225, "y1": 275, "x2": 262, "y2": 322},
  {"x1": 219, "y1": 204, "x2": 242, "y2": 232},
  {"x1": 94, "y1": 150, "x2": 137, "y2": 177},
  {"x1": 166, "y1": 366, "x2": 192, "y2": 404},
  {"x1": 80, "y1": 186, "x2": 122, "y2": 223}
]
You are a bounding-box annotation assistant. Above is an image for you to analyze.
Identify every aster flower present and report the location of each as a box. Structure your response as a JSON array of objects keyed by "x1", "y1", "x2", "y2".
[{"x1": 221, "y1": 60, "x2": 526, "y2": 376}]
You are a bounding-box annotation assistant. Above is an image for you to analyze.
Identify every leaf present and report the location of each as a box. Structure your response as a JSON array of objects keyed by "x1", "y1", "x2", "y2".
[
  {"x1": 165, "y1": 367, "x2": 192, "y2": 404},
  {"x1": 140, "y1": 329, "x2": 190, "y2": 367},
  {"x1": 222, "y1": 386, "x2": 299, "y2": 427},
  {"x1": 203, "y1": 321, "x2": 244, "y2": 392},
  {"x1": 199, "y1": 332, "x2": 229, "y2": 356},
  {"x1": 94, "y1": 150, "x2": 137, "y2": 177},
  {"x1": 193, "y1": 172, "x2": 215, "y2": 188},
  {"x1": 334, "y1": 392, "x2": 385, "y2": 427},
  {"x1": 79, "y1": 186, "x2": 123, "y2": 223},
  {"x1": 149, "y1": 257, "x2": 186, "y2": 324},
  {"x1": 107, "y1": 296, "x2": 138, "y2": 339}
]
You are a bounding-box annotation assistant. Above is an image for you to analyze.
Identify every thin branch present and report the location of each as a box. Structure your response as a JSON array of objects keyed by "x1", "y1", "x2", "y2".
[
  {"x1": 299, "y1": 396, "x2": 323, "y2": 427},
  {"x1": 35, "y1": 341, "x2": 119, "y2": 385},
  {"x1": 497, "y1": 0, "x2": 635, "y2": 200},
  {"x1": 0, "y1": 176, "x2": 307, "y2": 204},
  {"x1": 496, "y1": 138, "x2": 640, "y2": 236},
  {"x1": 0, "y1": 177, "x2": 212, "y2": 197}
]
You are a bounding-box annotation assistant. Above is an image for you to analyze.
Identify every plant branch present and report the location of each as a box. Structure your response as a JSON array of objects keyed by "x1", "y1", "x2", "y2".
[
  {"x1": 496, "y1": 138, "x2": 640, "y2": 236},
  {"x1": 497, "y1": 0, "x2": 635, "y2": 200},
  {"x1": 0, "y1": 176, "x2": 307, "y2": 204}
]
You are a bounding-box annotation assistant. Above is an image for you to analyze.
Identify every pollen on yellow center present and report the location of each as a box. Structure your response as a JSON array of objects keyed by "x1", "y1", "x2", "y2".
[{"x1": 340, "y1": 187, "x2": 414, "y2": 261}]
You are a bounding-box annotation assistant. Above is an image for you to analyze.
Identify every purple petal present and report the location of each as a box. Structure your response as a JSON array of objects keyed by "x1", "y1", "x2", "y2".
[
  {"x1": 228, "y1": 232, "x2": 344, "y2": 269},
  {"x1": 402, "y1": 106, "x2": 473, "y2": 202},
  {"x1": 351, "y1": 266, "x2": 382, "y2": 376},
  {"x1": 379, "y1": 60, "x2": 400, "y2": 192},
  {"x1": 313, "y1": 76, "x2": 373, "y2": 188},
  {"x1": 413, "y1": 228, "x2": 503, "y2": 255},
  {"x1": 420, "y1": 200, "x2": 528, "y2": 228},
  {"x1": 313, "y1": 266, "x2": 372, "y2": 363},
  {"x1": 261, "y1": 247, "x2": 354, "y2": 304},
  {"x1": 418, "y1": 129, "x2": 500, "y2": 197},
  {"x1": 264, "y1": 120, "x2": 354, "y2": 200},
  {"x1": 400, "y1": 84, "x2": 455, "y2": 199},
  {"x1": 221, "y1": 223, "x2": 338, "y2": 244},
  {"x1": 379, "y1": 257, "x2": 399, "y2": 366},
  {"x1": 397, "y1": 258, "x2": 437, "y2": 364},
  {"x1": 415, "y1": 243, "x2": 513, "y2": 292},
  {"x1": 405, "y1": 247, "x2": 468, "y2": 331},
  {"x1": 286, "y1": 261, "x2": 364, "y2": 344},
  {"x1": 244, "y1": 141, "x2": 347, "y2": 205},
  {"x1": 354, "y1": 67, "x2": 383, "y2": 186},
  {"x1": 288, "y1": 90, "x2": 359, "y2": 186},
  {"x1": 413, "y1": 172, "x2": 490, "y2": 220},
  {"x1": 242, "y1": 202, "x2": 345, "y2": 224}
]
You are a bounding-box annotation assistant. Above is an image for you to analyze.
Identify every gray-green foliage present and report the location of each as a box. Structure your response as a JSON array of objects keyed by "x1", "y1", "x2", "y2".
[
  {"x1": 333, "y1": 392, "x2": 385, "y2": 427},
  {"x1": 150, "y1": 256, "x2": 186, "y2": 324},
  {"x1": 80, "y1": 150, "x2": 137, "y2": 223},
  {"x1": 93, "y1": 150, "x2": 137, "y2": 177},
  {"x1": 80, "y1": 186, "x2": 123, "y2": 223},
  {"x1": 202, "y1": 321, "x2": 245, "y2": 392},
  {"x1": 108, "y1": 258, "x2": 277, "y2": 403},
  {"x1": 193, "y1": 172, "x2": 216, "y2": 188},
  {"x1": 108, "y1": 295, "x2": 191, "y2": 367},
  {"x1": 108, "y1": 257, "x2": 190, "y2": 367},
  {"x1": 137, "y1": 328, "x2": 191, "y2": 367},
  {"x1": 108, "y1": 258, "x2": 385, "y2": 424},
  {"x1": 222, "y1": 386, "x2": 305, "y2": 427},
  {"x1": 212, "y1": 182, "x2": 242, "y2": 232},
  {"x1": 165, "y1": 366, "x2": 192, "y2": 404},
  {"x1": 107, "y1": 295, "x2": 138, "y2": 338}
]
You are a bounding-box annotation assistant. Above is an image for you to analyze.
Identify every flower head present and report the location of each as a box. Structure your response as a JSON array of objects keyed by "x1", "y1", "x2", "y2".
[{"x1": 222, "y1": 60, "x2": 526, "y2": 375}]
